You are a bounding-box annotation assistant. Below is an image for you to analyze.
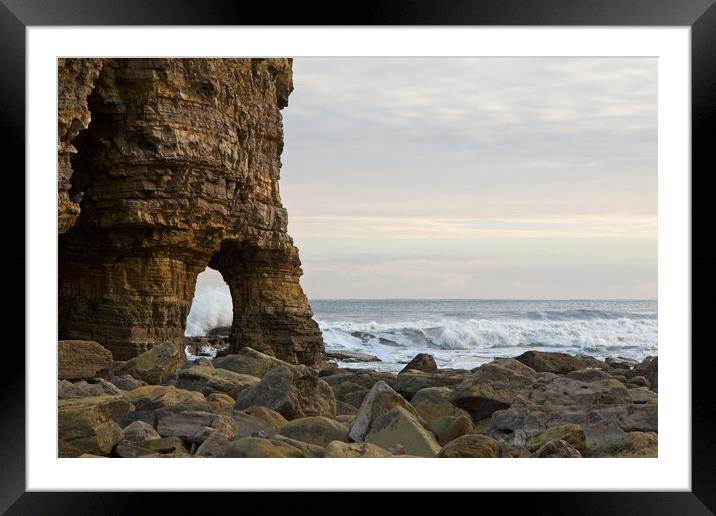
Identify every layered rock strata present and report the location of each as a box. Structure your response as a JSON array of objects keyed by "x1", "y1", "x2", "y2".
[{"x1": 57, "y1": 58, "x2": 322, "y2": 364}]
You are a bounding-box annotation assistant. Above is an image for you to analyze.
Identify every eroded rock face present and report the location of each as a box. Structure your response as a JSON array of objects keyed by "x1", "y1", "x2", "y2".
[{"x1": 58, "y1": 58, "x2": 323, "y2": 365}]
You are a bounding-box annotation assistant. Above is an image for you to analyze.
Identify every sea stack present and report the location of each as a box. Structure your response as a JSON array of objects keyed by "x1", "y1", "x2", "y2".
[{"x1": 57, "y1": 58, "x2": 323, "y2": 365}]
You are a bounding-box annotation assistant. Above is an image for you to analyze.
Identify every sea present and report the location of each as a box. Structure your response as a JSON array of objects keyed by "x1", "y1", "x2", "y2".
[{"x1": 312, "y1": 299, "x2": 657, "y2": 372}]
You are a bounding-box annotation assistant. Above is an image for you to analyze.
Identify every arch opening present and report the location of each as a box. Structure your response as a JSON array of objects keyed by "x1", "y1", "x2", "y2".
[{"x1": 184, "y1": 266, "x2": 233, "y2": 361}]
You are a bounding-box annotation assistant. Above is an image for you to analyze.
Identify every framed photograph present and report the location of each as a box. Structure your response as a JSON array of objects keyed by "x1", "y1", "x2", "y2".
[{"x1": 7, "y1": 0, "x2": 712, "y2": 512}]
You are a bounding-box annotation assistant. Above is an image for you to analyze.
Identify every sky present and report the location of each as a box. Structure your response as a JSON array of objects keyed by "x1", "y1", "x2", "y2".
[{"x1": 200, "y1": 57, "x2": 658, "y2": 301}]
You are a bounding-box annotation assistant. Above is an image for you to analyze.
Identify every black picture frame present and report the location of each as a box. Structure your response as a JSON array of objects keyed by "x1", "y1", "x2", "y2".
[{"x1": 4, "y1": 0, "x2": 712, "y2": 513}]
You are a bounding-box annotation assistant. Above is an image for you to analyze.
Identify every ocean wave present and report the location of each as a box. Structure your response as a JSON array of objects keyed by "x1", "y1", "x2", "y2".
[{"x1": 317, "y1": 317, "x2": 657, "y2": 355}]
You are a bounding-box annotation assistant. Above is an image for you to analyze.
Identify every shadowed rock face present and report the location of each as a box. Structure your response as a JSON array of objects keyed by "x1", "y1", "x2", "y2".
[{"x1": 57, "y1": 58, "x2": 323, "y2": 364}]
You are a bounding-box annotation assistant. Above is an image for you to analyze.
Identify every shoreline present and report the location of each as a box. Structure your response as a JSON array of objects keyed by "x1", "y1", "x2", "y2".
[{"x1": 58, "y1": 339, "x2": 657, "y2": 459}]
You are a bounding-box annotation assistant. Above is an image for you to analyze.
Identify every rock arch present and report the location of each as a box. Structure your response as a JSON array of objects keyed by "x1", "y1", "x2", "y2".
[{"x1": 57, "y1": 58, "x2": 323, "y2": 364}]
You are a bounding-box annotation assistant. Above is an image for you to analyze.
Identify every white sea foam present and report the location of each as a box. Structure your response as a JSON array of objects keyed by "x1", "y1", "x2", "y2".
[
  {"x1": 317, "y1": 316, "x2": 657, "y2": 370},
  {"x1": 185, "y1": 286, "x2": 233, "y2": 337}
]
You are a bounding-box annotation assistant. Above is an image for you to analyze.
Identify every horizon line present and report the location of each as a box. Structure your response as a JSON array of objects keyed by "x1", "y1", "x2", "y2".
[{"x1": 308, "y1": 297, "x2": 658, "y2": 302}]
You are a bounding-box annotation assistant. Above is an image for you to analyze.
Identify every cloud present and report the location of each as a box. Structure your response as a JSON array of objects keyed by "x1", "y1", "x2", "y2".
[{"x1": 277, "y1": 57, "x2": 657, "y2": 299}]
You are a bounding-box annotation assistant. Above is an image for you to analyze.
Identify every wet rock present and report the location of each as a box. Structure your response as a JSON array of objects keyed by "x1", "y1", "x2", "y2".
[
  {"x1": 234, "y1": 365, "x2": 336, "y2": 420},
  {"x1": 58, "y1": 340, "x2": 113, "y2": 380},
  {"x1": 514, "y1": 351, "x2": 606, "y2": 375},
  {"x1": 606, "y1": 357, "x2": 638, "y2": 369},
  {"x1": 324, "y1": 350, "x2": 382, "y2": 363},
  {"x1": 400, "y1": 353, "x2": 438, "y2": 373}
]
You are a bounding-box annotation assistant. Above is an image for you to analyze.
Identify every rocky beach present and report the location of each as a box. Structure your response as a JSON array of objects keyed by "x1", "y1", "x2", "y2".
[
  {"x1": 58, "y1": 341, "x2": 657, "y2": 458},
  {"x1": 56, "y1": 58, "x2": 657, "y2": 459}
]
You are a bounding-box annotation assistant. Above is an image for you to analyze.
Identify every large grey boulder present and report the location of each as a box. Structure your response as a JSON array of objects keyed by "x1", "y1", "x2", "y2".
[{"x1": 234, "y1": 365, "x2": 336, "y2": 420}]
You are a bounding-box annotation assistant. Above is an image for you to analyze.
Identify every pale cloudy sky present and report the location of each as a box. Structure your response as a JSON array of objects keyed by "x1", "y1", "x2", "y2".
[{"x1": 276, "y1": 57, "x2": 657, "y2": 300}]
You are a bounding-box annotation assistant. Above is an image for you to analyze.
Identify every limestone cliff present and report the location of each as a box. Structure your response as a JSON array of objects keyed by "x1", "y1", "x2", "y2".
[{"x1": 58, "y1": 58, "x2": 323, "y2": 365}]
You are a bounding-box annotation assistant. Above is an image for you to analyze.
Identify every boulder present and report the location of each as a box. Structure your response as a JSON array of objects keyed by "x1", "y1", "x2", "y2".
[
  {"x1": 410, "y1": 386, "x2": 471, "y2": 426},
  {"x1": 58, "y1": 395, "x2": 130, "y2": 457},
  {"x1": 270, "y1": 434, "x2": 325, "y2": 457},
  {"x1": 226, "y1": 410, "x2": 283, "y2": 438},
  {"x1": 156, "y1": 411, "x2": 236, "y2": 443},
  {"x1": 349, "y1": 381, "x2": 424, "y2": 442},
  {"x1": 529, "y1": 439, "x2": 582, "y2": 458},
  {"x1": 525, "y1": 423, "x2": 587, "y2": 453},
  {"x1": 514, "y1": 351, "x2": 605, "y2": 374},
  {"x1": 365, "y1": 406, "x2": 441, "y2": 458},
  {"x1": 243, "y1": 406, "x2": 289, "y2": 428},
  {"x1": 448, "y1": 359, "x2": 537, "y2": 421},
  {"x1": 565, "y1": 368, "x2": 612, "y2": 383},
  {"x1": 336, "y1": 415, "x2": 355, "y2": 426},
  {"x1": 437, "y1": 434, "x2": 499, "y2": 458},
  {"x1": 594, "y1": 431, "x2": 658, "y2": 458},
  {"x1": 58, "y1": 340, "x2": 113, "y2": 380},
  {"x1": 125, "y1": 385, "x2": 206, "y2": 411},
  {"x1": 400, "y1": 353, "x2": 438, "y2": 373},
  {"x1": 213, "y1": 347, "x2": 291, "y2": 378},
  {"x1": 322, "y1": 370, "x2": 399, "y2": 390},
  {"x1": 206, "y1": 392, "x2": 236, "y2": 410},
  {"x1": 431, "y1": 415, "x2": 473, "y2": 446},
  {"x1": 626, "y1": 376, "x2": 649, "y2": 388},
  {"x1": 114, "y1": 341, "x2": 184, "y2": 384},
  {"x1": 324, "y1": 350, "x2": 382, "y2": 363},
  {"x1": 336, "y1": 401, "x2": 359, "y2": 416},
  {"x1": 136, "y1": 436, "x2": 189, "y2": 455},
  {"x1": 195, "y1": 433, "x2": 231, "y2": 458},
  {"x1": 58, "y1": 379, "x2": 113, "y2": 399},
  {"x1": 323, "y1": 441, "x2": 393, "y2": 458},
  {"x1": 489, "y1": 403, "x2": 657, "y2": 452},
  {"x1": 278, "y1": 416, "x2": 350, "y2": 447},
  {"x1": 343, "y1": 390, "x2": 370, "y2": 409},
  {"x1": 628, "y1": 387, "x2": 658, "y2": 405},
  {"x1": 176, "y1": 365, "x2": 260, "y2": 398},
  {"x1": 606, "y1": 357, "x2": 637, "y2": 369},
  {"x1": 107, "y1": 374, "x2": 147, "y2": 391},
  {"x1": 234, "y1": 365, "x2": 336, "y2": 420},
  {"x1": 114, "y1": 442, "x2": 162, "y2": 458},
  {"x1": 514, "y1": 377, "x2": 631, "y2": 407},
  {"x1": 331, "y1": 381, "x2": 366, "y2": 401},
  {"x1": 395, "y1": 369, "x2": 466, "y2": 397},
  {"x1": 120, "y1": 420, "x2": 161, "y2": 443},
  {"x1": 645, "y1": 357, "x2": 658, "y2": 392},
  {"x1": 224, "y1": 437, "x2": 306, "y2": 458}
]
